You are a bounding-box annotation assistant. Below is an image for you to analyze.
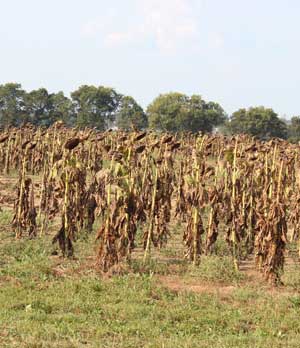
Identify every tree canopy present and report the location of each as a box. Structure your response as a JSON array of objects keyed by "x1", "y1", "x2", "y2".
[
  {"x1": 147, "y1": 92, "x2": 227, "y2": 133},
  {"x1": 227, "y1": 107, "x2": 288, "y2": 140},
  {"x1": 71, "y1": 85, "x2": 122, "y2": 130},
  {"x1": 0, "y1": 83, "x2": 298, "y2": 142},
  {"x1": 287, "y1": 116, "x2": 300, "y2": 143},
  {"x1": 0, "y1": 83, "x2": 26, "y2": 126},
  {"x1": 25, "y1": 88, "x2": 53, "y2": 126},
  {"x1": 0, "y1": 83, "x2": 148, "y2": 131},
  {"x1": 116, "y1": 96, "x2": 148, "y2": 131}
]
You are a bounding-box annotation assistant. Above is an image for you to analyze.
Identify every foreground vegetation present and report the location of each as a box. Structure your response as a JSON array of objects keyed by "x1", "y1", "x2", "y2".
[
  {"x1": 1, "y1": 213, "x2": 300, "y2": 348},
  {"x1": 2, "y1": 125, "x2": 300, "y2": 346},
  {"x1": 1, "y1": 125, "x2": 300, "y2": 283}
]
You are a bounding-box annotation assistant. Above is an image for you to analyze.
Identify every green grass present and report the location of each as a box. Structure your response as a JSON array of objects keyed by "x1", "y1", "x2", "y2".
[
  {"x1": 0, "y1": 208, "x2": 13, "y2": 226},
  {"x1": 2, "y1": 269, "x2": 300, "y2": 347},
  {"x1": 187, "y1": 255, "x2": 245, "y2": 284},
  {"x1": 1, "y1": 211, "x2": 300, "y2": 347}
]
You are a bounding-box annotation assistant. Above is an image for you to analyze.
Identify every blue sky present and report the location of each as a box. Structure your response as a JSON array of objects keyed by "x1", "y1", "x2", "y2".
[{"x1": 0, "y1": 0, "x2": 299, "y2": 117}]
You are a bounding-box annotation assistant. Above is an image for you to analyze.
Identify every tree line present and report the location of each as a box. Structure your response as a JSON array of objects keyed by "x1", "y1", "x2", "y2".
[{"x1": 1, "y1": 83, "x2": 299, "y2": 141}]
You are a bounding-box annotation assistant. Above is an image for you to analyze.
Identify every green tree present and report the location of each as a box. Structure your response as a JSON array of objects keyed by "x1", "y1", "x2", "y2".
[
  {"x1": 0, "y1": 83, "x2": 27, "y2": 126},
  {"x1": 287, "y1": 116, "x2": 300, "y2": 143},
  {"x1": 71, "y1": 85, "x2": 121, "y2": 130},
  {"x1": 184, "y1": 96, "x2": 227, "y2": 133},
  {"x1": 227, "y1": 107, "x2": 288, "y2": 139},
  {"x1": 25, "y1": 89, "x2": 73, "y2": 126},
  {"x1": 116, "y1": 96, "x2": 147, "y2": 130},
  {"x1": 49, "y1": 92, "x2": 74, "y2": 126},
  {"x1": 147, "y1": 92, "x2": 226, "y2": 133},
  {"x1": 25, "y1": 88, "x2": 52, "y2": 126},
  {"x1": 147, "y1": 93, "x2": 188, "y2": 132}
]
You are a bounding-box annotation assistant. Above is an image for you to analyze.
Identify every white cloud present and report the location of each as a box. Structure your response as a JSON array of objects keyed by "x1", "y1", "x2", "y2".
[
  {"x1": 105, "y1": 31, "x2": 132, "y2": 46},
  {"x1": 82, "y1": 19, "x2": 103, "y2": 37},
  {"x1": 82, "y1": 0, "x2": 201, "y2": 53},
  {"x1": 139, "y1": 0, "x2": 199, "y2": 51},
  {"x1": 211, "y1": 33, "x2": 225, "y2": 49},
  {"x1": 81, "y1": 8, "x2": 118, "y2": 38}
]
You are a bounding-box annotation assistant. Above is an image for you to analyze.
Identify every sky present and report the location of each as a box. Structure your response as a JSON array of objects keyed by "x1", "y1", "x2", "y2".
[{"x1": 0, "y1": 0, "x2": 300, "y2": 117}]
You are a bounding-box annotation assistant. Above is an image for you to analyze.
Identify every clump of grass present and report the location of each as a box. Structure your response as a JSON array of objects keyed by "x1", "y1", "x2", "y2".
[
  {"x1": 288, "y1": 295, "x2": 300, "y2": 309},
  {"x1": 0, "y1": 237, "x2": 55, "y2": 282},
  {"x1": 282, "y1": 265, "x2": 300, "y2": 290},
  {"x1": 211, "y1": 236, "x2": 233, "y2": 257},
  {"x1": 130, "y1": 259, "x2": 173, "y2": 276},
  {"x1": 232, "y1": 287, "x2": 262, "y2": 303},
  {"x1": 1, "y1": 238, "x2": 49, "y2": 261},
  {"x1": 188, "y1": 255, "x2": 244, "y2": 284},
  {"x1": 0, "y1": 209, "x2": 13, "y2": 227}
]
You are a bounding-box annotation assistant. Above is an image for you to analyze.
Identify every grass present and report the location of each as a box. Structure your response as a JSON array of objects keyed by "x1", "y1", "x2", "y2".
[
  {"x1": 2, "y1": 270, "x2": 300, "y2": 347},
  {"x1": 1, "y1": 211, "x2": 300, "y2": 347},
  {"x1": 187, "y1": 255, "x2": 245, "y2": 284}
]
